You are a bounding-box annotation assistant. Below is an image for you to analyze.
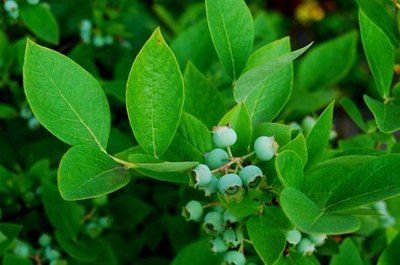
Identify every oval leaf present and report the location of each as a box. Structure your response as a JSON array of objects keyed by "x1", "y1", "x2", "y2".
[{"x1": 126, "y1": 28, "x2": 184, "y2": 158}]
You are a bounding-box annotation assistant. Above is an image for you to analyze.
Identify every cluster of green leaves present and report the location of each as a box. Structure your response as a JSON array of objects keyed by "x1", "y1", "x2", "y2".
[{"x1": 1, "y1": 0, "x2": 400, "y2": 264}]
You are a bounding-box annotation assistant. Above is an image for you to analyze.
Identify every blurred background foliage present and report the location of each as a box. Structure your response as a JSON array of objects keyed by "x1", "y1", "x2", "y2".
[{"x1": 0, "y1": 0, "x2": 399, "y2": 264}]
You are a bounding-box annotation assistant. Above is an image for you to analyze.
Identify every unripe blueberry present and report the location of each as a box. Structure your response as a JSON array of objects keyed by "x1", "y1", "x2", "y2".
[
  {"x1": 182, "y1": 200, "x2": 203, "y2": 222},
  {"x1": 192, "y1": 164, "x2": 212, "y2": 187},
  {"x1": 213, "y1": 125, "x2": 237, "y2": 148},
  {"x1": 27, "y1": 0, "x2": 40, "y2": 5},
  {"x1": 104, "y1": 35, "x2": 114, "y2": 45},
  {"x1": 4, "y1": 1, "x2": 18, "y2": 12},
  {"x1": 302, "y1": 116, "x2": 316, "y2": 134},
  {"x1": 381, "y1": 215, "x2": 396, "y2": 228},
  {"x1": 374, "y1": 201, "x2": 388, "y2": 215},
  {"x1": 254, "y1": 136, "x2": 278, "y2": 161},
  {"x1": 85, "y1": 221, "x2": 103, "y2": 238},
  {"x1": 28, "y1": 117, "x2": 40, "y2": 130},
  {"x1": 93, "y1": 35, "x2": 105, "y2": 47},
  {"x1": 80, "y1": 19, "x2": 92, "y2": 32},
  {"x1": 210, "y1": 236, "x2": 229, "y2": 253},
  {"x1": 202, "y1": 175, "x2": 218, "y2": 196},
  {"x1": 98, "y1": 216, "x2": 112, "y2": 228},
  {"x1": 223, "y1": 251, "x2": 246, "y2": 265},
  {"x1": 204, "y1": 211, "x2": 224, "y2": 233},
  {"x1": 223, "y1": 209, "x2": 239, "y2": 225},
  {"x1": 205, "y1": 148, "x2": 229, "y2": 169},
  {"x1": 20, "y1": 105, "x2": 32, "y2": 119},
  {"x1": 297, "y1": 238, "x2": 315, "y2": 255},
  {"x1": 223, "y1": 227, "x2": 243, "y2": 247},
  {"x1": 286, "y1": 229, "x2": 301, "y2": 245},
  {"x1": 45, "y1": 247, "x2": 60, "y2": 260},
  {"x1": 13, "y1": 240, "x2": 30, "y2": 258},
  {"x1": 239, "y1": 165, "x2": 263, "y2": 188},
  {"x1": 309, "y1": 234, "x2": 327, "y2": 247},
  {"x1": 38, "y1": 233, "x2": 52, "y2": 247},
  {"x1": 289, "y1": 122, "x2": 302, "y2": 131},
  {"x1": 218, "y1": 174, "x2": 243, "y2": 195}
]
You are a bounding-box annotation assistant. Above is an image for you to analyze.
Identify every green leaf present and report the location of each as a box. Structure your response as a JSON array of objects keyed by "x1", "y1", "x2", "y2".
[
  {"x1": 23, "y1": 40, "x2": 111, "y2": 150},
  {"x1": 126, "y1": 28, "x2": 184, "y2": 158},
  {"x1": 128, "y1": 154, "x2": 191, "y2": 184},
  {"x1": 378, "y1": 233, "x2": 400, "y2": 265},
  {"x1": 325, "y1": 154, "x2": 400, "y2": 213},
  {"x1": 41, "y1": 181, "x2": 83, "y2": 239},
  {"x1": 58, "y1": 145, "x2": 130, "y2": 200},
  {"x1": 163, "y1": 112, "x2": 213, "y2": 162},
  {"x1": 356, "y1": 0, "x2": 398, "y2": 46},
  {"x1": 296, "y1": 32, "x2": 357, "y2": 91},
  {"x1": 306, "y1": 102, "x2": 334, "y2": 168},
  {"x1": 247, "y1": 211, "x2": 287, "y2": 265},
  {"x1": 276, "y1": 150, "x2": 304, "y2": 189},
  {"x1": 20, "y1": 4, "x2": 59, "y2": 45},
  {"x1": 0, "y1": 231, "x2": 6, "y2": 243},
  {"x1": 0, "y1": 223, "x2": 22, "y2": 255},
  {"x1": 253, "y1": 122, "x2": 292, "y2": 147},
  {"x1": 330, "y1": 239, "x2": 363, "y2": 265},
  {"x1": 171, "y1": 20, "x2": 216, "y2": 72},
  {"x1": 219, "y1": 103, "x2": 252, "y2": 155},
  {"x1": 340, "y1": 97, "x2": 367, "y2": 131},
  {"x1": 222, "y1": 196, "x2": 261, "y2": 218},
  {"x1": 275, "y1": 252, "x2": 320, "y2": 265},
  {"x1": 129, "y1": 154, "x2": 197, "y2": 172},
  {"x1": 359, "y1": 10, "x2": 394, "y2": 98},
  {"x1": 205, "y1": 0, "x2": 254, "y2": 79},
  {"x1": 280, "y1": 134, "x2": 308, "y2": 165},
  {"x1": 234, "y1": 43, "x2": 312, "y2": 102},
  {"x1": 0, "y1": 104, "x2": 17, "y2": 119},
  {"x1": 172, "y1": 239, "x2": 223, "y2": 265},
  {"x1": 280, "y1": 187, "x2": 360, "y2": 234},
  {"x1": 183, "y1": 62, "x2": 224, "y2": 127},
  {"x1": 244, "y1": 37, "x2": 293, "y2": 124},
  {"x1": 364, "y1": 95, "x2": 400, "y2": 133},
  {"x1": 2, "y1": 254, "x2": 33, "y2": 265},
  {"x1": 55, "y1": 231, "x2": 95, "y2": 262}
]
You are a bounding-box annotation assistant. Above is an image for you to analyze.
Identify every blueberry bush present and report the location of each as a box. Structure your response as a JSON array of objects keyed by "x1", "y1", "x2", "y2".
[{"x1": 1, "y1": 0, "x2": 400, "y2": 264}]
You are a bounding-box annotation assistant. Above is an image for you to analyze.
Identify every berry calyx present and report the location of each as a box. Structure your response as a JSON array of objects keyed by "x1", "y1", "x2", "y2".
[
  {"x1": 223, "y1": 227, "x2": 243, "y2": 247},
  {"x1": 205, "y1": 148, "x2": 229, "y2": 169},
  {"x1": 223, "y1": 251, "x2": 246, "y2": 265},
  {"x1": 210, "y1": 236, "x2": 229, "y2": 253},
  {"x1": 309, "y1": 234, "x2": 327, "y2": 247},
  {"x1": 223, "y1": 209, "x2": 239, "y2": 225},
  {"x1": 239, "y1": 165, "x2": 263, "y2": 188},
  {"x1": 297, "y1": 238, "x2": 315, "y2": 255},
  {"x1": 201, "y1": 175, "x2": 219, "y2": 196},
  {"x1": 213, "y1": 125, "x2": 237, "y2": 148},
  {"x1": 254, "y1": 136, "x2": 278, "y2": 161},
  {"x1": 192, "y1": 164, "x2": 212, "y2": 187},
  {"x1": 204, "y1": 211, "x2": 224, "y2": 233},
  {"x1": 182, "y1": 200, "x2": 203, "y2": 222}
]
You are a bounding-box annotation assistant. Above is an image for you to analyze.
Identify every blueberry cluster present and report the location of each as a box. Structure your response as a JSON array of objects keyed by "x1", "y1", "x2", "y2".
[
  {"x1": 285, "y1": 229, "x2": 327, "y2": 256},
  {"x1": 3, "y1": 0, "x2": 40, "y2": 19},
  {"x1": 191, "y1": 125, "x2": 278, "y2": 202},
  {"x1": 79, "y1": 19, "x2": 114, "y2": 48},
  {"x1": 183, "y1": 125, "x2": 279, "y2": 264}
]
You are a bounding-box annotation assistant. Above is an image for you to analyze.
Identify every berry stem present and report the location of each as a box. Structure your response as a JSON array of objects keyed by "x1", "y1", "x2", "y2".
[
  {"x1": 243, "y1": 238, "x2": 253, "y2": 245},
  {"x1": 202, "y1": 201, "x2": 221, "y2": 208},
  {"x1": 227, "y1": 146, "x2": 233, "y2": 158},
  {"x1": 242, "y1": 151, "x2": 255, "y2": 160}
]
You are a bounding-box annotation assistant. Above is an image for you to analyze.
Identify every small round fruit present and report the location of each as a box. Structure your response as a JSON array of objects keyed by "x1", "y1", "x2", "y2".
[
  {"x1": 210, "y1": 236, "x2": 229, "y2": 253},
  {"x1": 254, "y1": 136, "x2": 278, "y2": 161},
  {"x1": 223, "y1": 209, "x2": 239, "y2": 225},
  {"x1": 213, "y1": 125, "x2": 237, "y2": 148},
  {"x1": 93, "y1": 35, "x2": 105, "y2": 47},
  {"x1": 4, "y1": 0, "x2": 18, "y2": 12},
  {"x1": 45, "y1": 247, "x2": 60, "y2": 260},
  {"x1": 182, "y1": 200, "x2": 203, "y2": 222},
  {"x1": 297, "y1": 238, "x2": 315, "y2": 255},
  {"x1": 26, "y1": 0, "x2": 40, "y2": 5},
  {"x1": 302, "y1": 116, "x2": 316, "y2": 133},
  {"x1": 80, "y1": 19, "x2": 92, "y2": 32},
  {"x1": 239, "y1": 165, "x2": 263, "y2": 188},
  {"x1": 13, "y1": 240, "x2": 30, "y2": 258},
  {"x1": 223, "y1": 227, "x2": 243, "y2": 247},
  {"x1": 309, "y1": 234, "x2": 327, "y2": 247},
  {"x1": 38, "y1": 233, "x2": 52, "y2": 247},
  {"x1": 223, "y1": 251, "x2": 246, "y2": 265},
  {"x1": 192, "y1": 164, "x2": 212, "y2": 187},
  {"x1": 204, "y1": 211, "x2": 224, "y2": 233},
  {"x1": 286, "y1": 229, "x2": 301, "y2": 245},
  {"x1": 205, "y1": 148, "x2": 229, "y2": 169},
  {"x1": 202, "y1": 175, "x2": 218, "y2": 196},
  {"x1": 218, "y1": 174, "x2": 243, "y2": 195}
]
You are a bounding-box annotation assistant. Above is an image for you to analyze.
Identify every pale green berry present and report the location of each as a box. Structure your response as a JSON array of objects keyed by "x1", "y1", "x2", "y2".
[
  {"x1": 374, "y1": 201, "x2": 388, "y2": 215},
  {"x1": 309, "y1": 234, "x2": 327, "y2": 247},
  {"x1": 329, "y1": 129, "x2": 337, "y2": 141},
  {"x1": 192, "y1": 164, "x2": 212, "y2": 187},
  {"x1": 210, "y1": 236, "x2": 229, "y2": 253},
  {"x1": 223, "y1": 227, "x2": 243, "y2": 247},
  {"x1": 45, "y1": 247, "x2": 60, "y2": 260},
  {"x1": 98, "y1": 216, "x2": 112, "y2": 228},
  {"x1": 104, "y1": 35, "x2": 114, "y2": 45},
  {"x1": 93, "y1": 35, "x2": 105, "y2": 47},
  {"x1": 223, "y1": 209, "x2": 239, "y2": 225},
  {"x1": 13, "y1": 240, "x2": 30, "y2": 258},
  {"x1": 218, "y1": 174, "x2": 242, "y2": 195},
  {"x1": 239, "y1": 165, "x2": 263, "y2": 188},
  {"x1": 38, "y1": 233, "x2": 52, "y2": 247},
  {"x1": 182, "y1": 200, "x2": 203, "y2": 222},
  {"x1": 302, "y1": 116, "x2": 316, "y2": 133},
  {"x1": 202, "y1": 175, "x2": 218, "y2": 196},
  {"x1": 289, "y1": 122, "x2": 302, "y2": 131},
  {"x1": 85, "y1": 221, "x2": 103, "y2": 238},
  {"x1": 28, "y1": 117, "x2": 40, "y2": 130},
  {"x1": 381, "y1": 215, "x2": 396, "y2": 228},
  {"x1": 204, "y1": 211, "x2": 224, "y2": 233},
  {"x1": 205, "y1": 148, "x2": 229, "y2": 169},
  {"x1": 223, "y1": 251, "x2": 246, "y2": 265},
  {"x1": 4, "y1": 0, "x2": 17, "y2": 12},
  {"x1": 80, "y1": 19, "x2": 92, "y2": 32},
  {"x1": 286, "y1": 229, "x2": 301, "y2": 245},
  {"x1": 297, "y1": 238, "x2": 315, "y2": 255},
  {"x1": 254, "y1": 136, "x2": 278, "y2": 161},
  {"x1": 213, "y1": 125, "x2": 237, "y2": 148}
]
